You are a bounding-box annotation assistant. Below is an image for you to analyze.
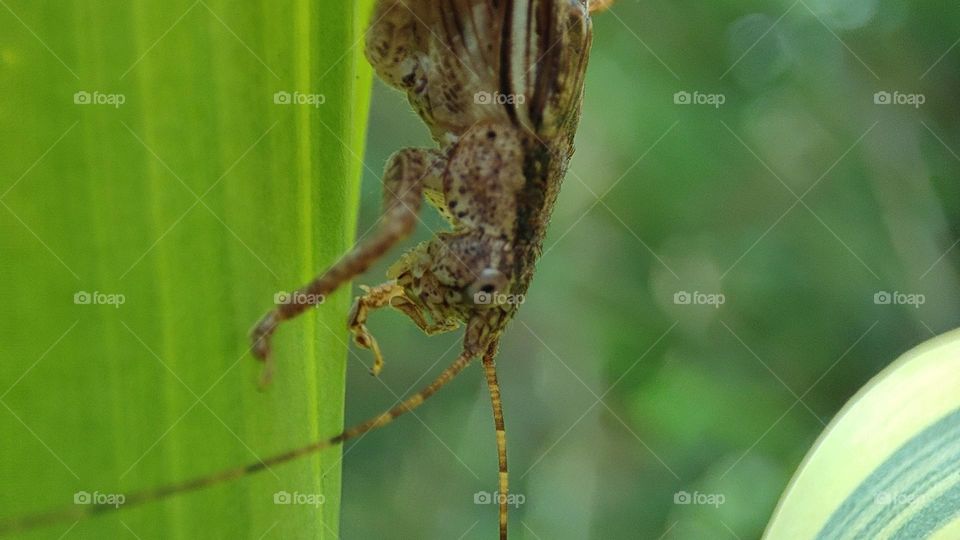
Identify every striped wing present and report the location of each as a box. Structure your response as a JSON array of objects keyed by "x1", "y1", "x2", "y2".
[{"x1": 370, "y1": 0, "x2": 593, "y2": 139}]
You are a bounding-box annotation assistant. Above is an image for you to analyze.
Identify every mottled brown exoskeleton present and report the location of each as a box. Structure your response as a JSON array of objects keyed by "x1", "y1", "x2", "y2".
[
  {"x1": 252, "y1": 0, "x2": 598, "y2": 374},
  {"x1": 0, "y1": 1, "x2": 609, "y2": 538}
]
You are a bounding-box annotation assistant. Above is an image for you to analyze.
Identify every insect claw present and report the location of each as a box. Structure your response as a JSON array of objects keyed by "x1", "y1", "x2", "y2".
[
  {"x1": 250, "y1": 312, "x2": 276, "y2": 360},
  {"x1": 251, "y1": 311, "x2": 279, "y2": 388},
  {"x1": 368, "y1": 332, "x2": 386, "y2": 375},
  {"x1": 352, "y1": 327, "x2": 386, "y2": 376},
  {"x1": 257, "y1": 359, "x2": 275, "y2": 390},
  {"x1": 348, "y1": 285, "x2": 402, "y2": 377}
]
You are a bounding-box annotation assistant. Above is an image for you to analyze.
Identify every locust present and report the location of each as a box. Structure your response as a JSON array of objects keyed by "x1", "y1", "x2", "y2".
[{"x1": 0, "y1": 1, "x2": 609, "y2": 538}]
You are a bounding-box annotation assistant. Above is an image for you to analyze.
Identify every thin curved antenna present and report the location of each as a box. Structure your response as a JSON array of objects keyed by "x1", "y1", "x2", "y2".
[
  {"x1": 482, "y1": 342, "x2": 510, "y2": 539},
  {"x1": 0, "y1": 349, "x2": 477, "y2": 536}
]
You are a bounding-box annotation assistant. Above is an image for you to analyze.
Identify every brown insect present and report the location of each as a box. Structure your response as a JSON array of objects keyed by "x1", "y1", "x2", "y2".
[{"x1": 0, "y1": 1, "x2": 610, "y2": 538}]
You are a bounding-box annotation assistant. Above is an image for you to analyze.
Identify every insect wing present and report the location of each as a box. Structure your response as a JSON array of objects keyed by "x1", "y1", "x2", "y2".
[{"x1": 422, "y1": 1, "x2": 593, "y2": 137}]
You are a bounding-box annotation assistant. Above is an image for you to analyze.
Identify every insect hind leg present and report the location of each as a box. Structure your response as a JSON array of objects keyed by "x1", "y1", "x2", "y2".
[{"x1": 252, "y1": 148, "x2": 445, "y2": 386}]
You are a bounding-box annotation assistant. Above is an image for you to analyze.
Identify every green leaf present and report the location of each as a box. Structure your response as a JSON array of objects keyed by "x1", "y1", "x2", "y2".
[
  {"x1": 0, "y1": 1, "x2": 373, "y2": 537},
  {"x1": 765, "y1": 328, "x2": 960, "y2": 540}
]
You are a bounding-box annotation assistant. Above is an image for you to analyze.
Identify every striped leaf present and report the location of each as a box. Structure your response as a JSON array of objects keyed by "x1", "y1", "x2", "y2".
[{"x1": 766, "y1": 328, "x2": 960, "y2": 539}]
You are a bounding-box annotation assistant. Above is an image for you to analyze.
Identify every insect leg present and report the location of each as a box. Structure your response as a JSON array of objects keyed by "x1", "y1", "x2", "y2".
[
  {"x1": 252, "y1": 148, "x2": 445, "y2": 384},
  {"x1": 390, "y1": 295, "x2": 460, "y2": 336},
  {"x1": 348, "y1": 282, "x2": 405, "y2": 376},
  {"x1": 482, "y1": 344, "x2": 509, "y2": 540},
  {"x1": 348, "y1": 280, "x2": 461, "y2": 376}
]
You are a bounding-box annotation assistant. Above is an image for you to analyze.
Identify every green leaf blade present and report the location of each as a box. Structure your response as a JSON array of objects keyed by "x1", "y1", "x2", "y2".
[{"x1": 0, "y1": 1, "x2": 373, "y2": 537}]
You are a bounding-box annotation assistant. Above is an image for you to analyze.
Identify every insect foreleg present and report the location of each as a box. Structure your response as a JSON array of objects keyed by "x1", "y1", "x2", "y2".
[
  {"x1": 389, "y1": 294, "x2": 461, "y2": 336},
  {"x1": 348, "y1": 281, "x2": 405, "y2": 376},
  {"x1": 348, "y1": 280, "x2": 460, "y2": 376},
  {"x1": 252, "y1": 148, "x2": 446, "y2": 385}
]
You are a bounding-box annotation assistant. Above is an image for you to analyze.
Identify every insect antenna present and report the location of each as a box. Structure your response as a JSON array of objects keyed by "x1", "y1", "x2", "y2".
[
  {"x1": 482, "y1": 343, "x2": 510, "y2": 540},
  {"x1": 0, "y1": 347, "x2": 478, "y2": 536}
]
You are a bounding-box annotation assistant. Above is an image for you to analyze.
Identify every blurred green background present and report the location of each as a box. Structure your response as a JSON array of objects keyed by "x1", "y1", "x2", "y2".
[
  {"x1": 341, "y1": 1, "x2": 960, "y2": 539},
  {"x1": 1, "y1": 1, "x2": 959, "y2": 539}
]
